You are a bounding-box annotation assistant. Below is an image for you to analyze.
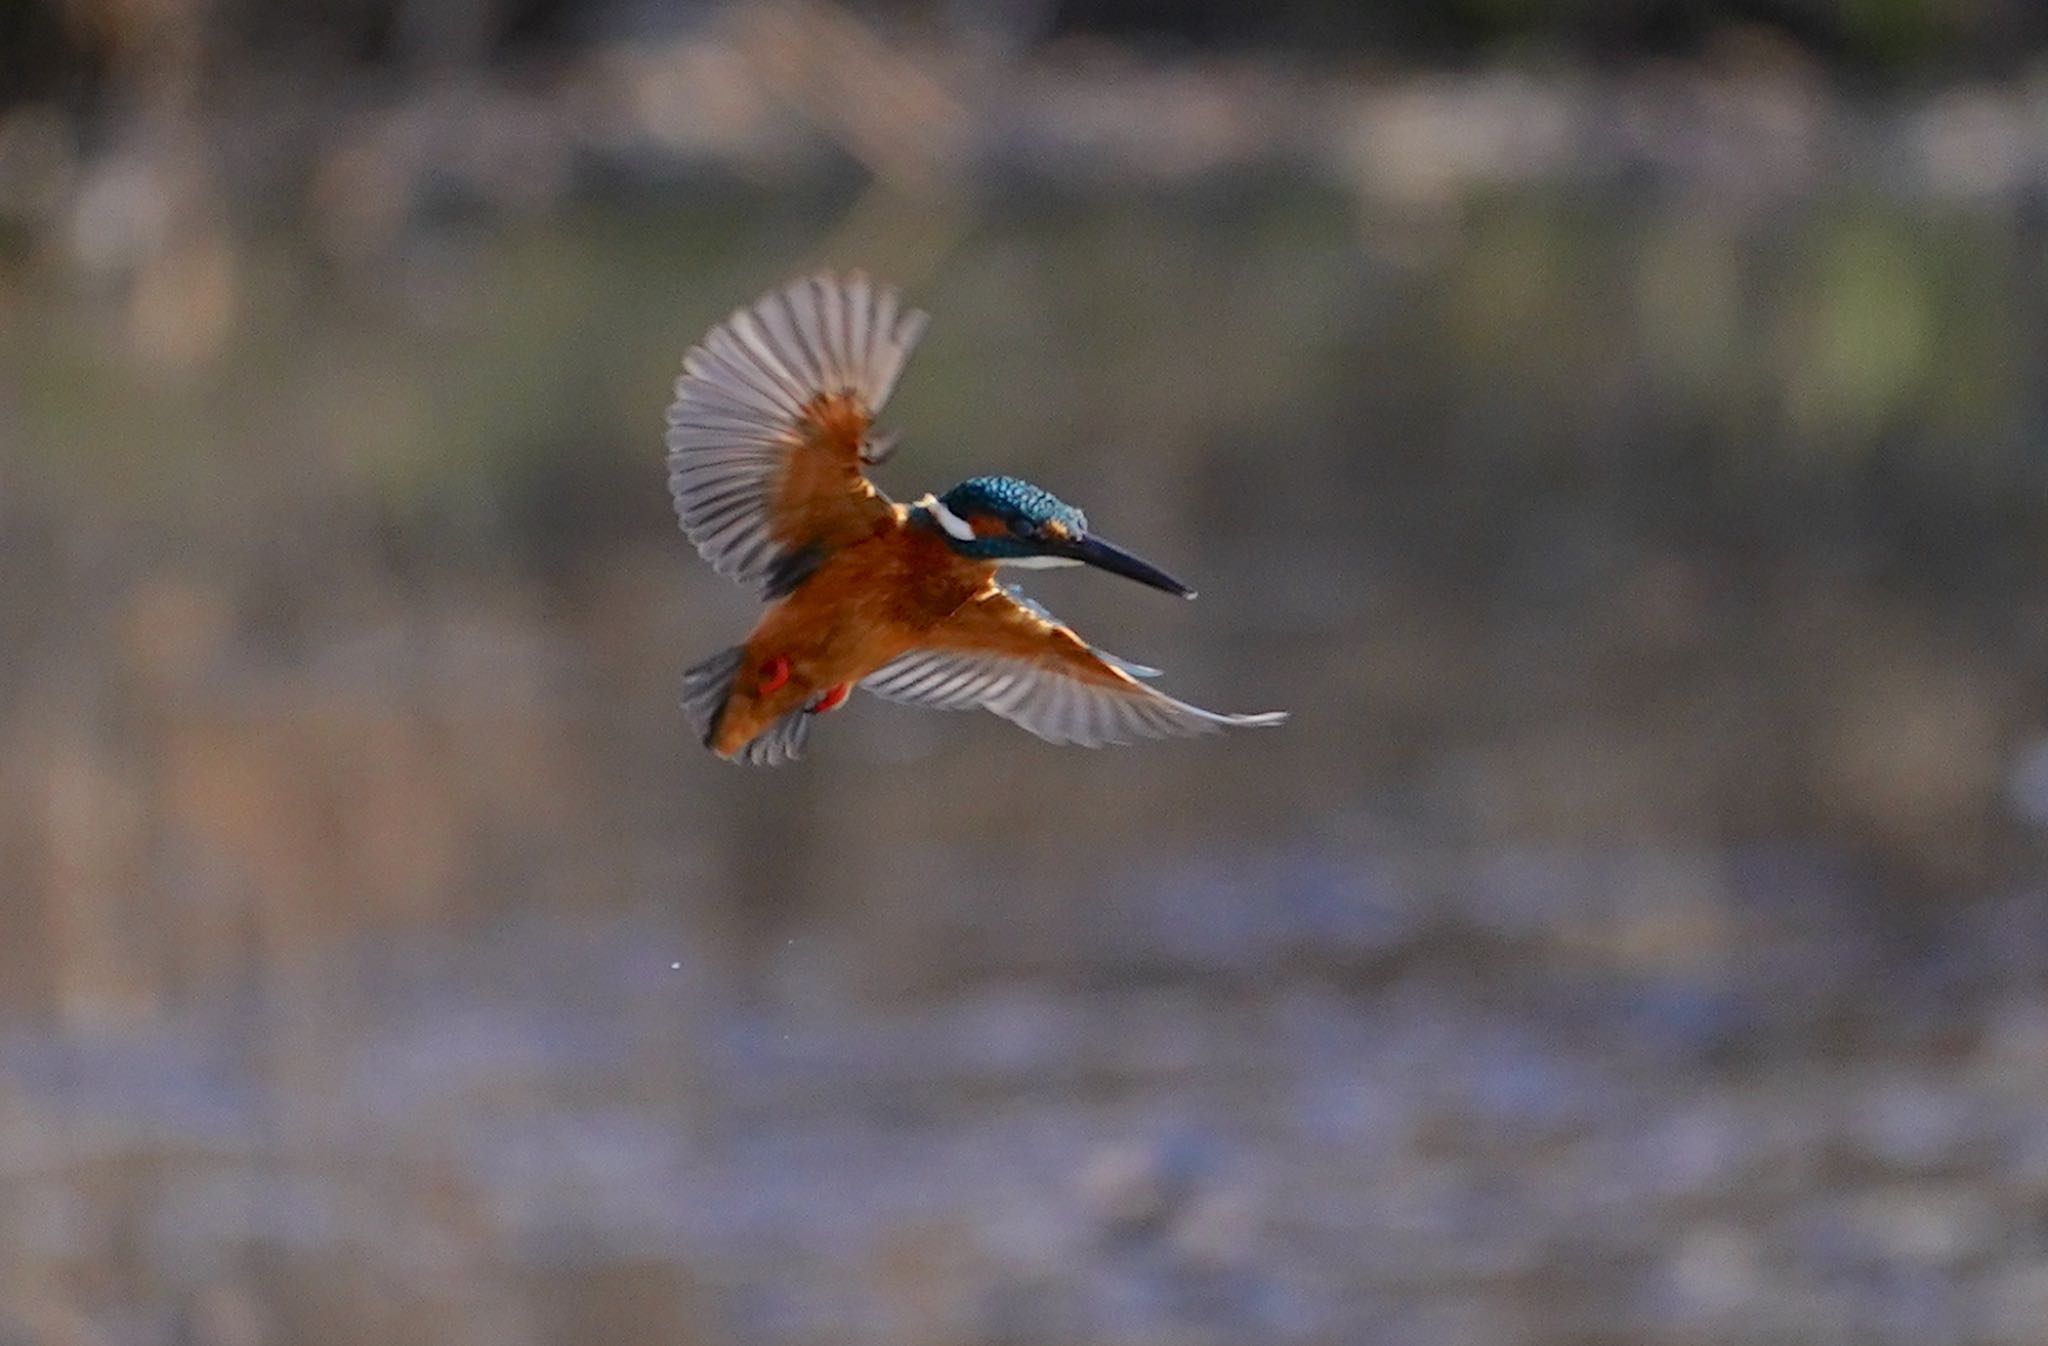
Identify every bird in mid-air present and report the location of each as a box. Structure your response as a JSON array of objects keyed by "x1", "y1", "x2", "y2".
[{"x1": 666, "y1": 271, "x2": 1287, "y2": 765}]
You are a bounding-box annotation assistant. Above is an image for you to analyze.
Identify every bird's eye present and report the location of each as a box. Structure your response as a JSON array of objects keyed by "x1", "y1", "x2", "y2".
[{"x1": 758, "y1": 655, "x2": 791, "y2": 693}]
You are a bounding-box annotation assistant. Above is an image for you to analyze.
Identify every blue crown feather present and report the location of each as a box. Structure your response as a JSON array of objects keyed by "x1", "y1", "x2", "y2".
[{"x1": 940, "y1": 476, "x2": 1087, "y2": 536}]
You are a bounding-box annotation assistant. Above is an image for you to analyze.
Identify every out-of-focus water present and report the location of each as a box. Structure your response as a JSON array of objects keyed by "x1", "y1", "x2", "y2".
[{"x1": 6, "y1": 180, "x2": 2048, "y2": 1343}]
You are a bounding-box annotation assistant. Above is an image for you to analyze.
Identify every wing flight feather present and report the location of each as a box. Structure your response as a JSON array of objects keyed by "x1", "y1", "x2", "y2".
[
  {"x1": 862, "y1": 587, "x2": 1286, "y2": 747},
  {"x1": 667, "y1": 272, "x2": 928, "y2": 597}
]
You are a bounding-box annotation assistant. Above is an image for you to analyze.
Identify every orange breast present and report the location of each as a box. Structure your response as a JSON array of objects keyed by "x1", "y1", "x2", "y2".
[
  {"x1": 757, "y1": 519, "x2": 991, "y2": 675},
  {"x1": 707, "y1": 516, "x2": 992, "y2": 755}
]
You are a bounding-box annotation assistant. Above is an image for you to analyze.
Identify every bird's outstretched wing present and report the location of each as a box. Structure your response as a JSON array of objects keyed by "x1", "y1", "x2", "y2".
[
  {"x1": 862, "y1": 586, "x2": 1287, "y2": 747},
  {"x1": 666, "y1": 272, "x2": 928, "y2": 598}
]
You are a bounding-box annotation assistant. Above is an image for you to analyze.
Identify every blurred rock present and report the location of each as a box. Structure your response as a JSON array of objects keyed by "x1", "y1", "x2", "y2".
[
  {"x1": 1840, "y1": 1081, "x2": 1986, "y2": 1178},
  {"x1": 1981, "y1": 1260, "x2": 2048, "y2": 1345},
  {"x1": 1660, "y1": 1223, "x2": 1763, "y2": 1324}
]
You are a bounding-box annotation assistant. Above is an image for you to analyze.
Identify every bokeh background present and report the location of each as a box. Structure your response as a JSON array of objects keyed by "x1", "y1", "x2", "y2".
[{"x1": 10, "y1": 0, "x2": 2048, "y2": 1342}]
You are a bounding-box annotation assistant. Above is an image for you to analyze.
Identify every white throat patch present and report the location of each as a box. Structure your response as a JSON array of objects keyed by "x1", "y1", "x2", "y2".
[
  {"x1": 1000, "y1": 554, "x2": 1084, "y2": 569},
  {"x1": 922, "y1": 494, "x2": 976, "y2": 542}
]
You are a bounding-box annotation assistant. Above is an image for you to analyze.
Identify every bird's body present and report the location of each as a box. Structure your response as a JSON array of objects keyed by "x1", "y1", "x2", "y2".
[
  {"x1": 667, "y1": 272, "x2": 1285, "y2": 764},
  {"x1": 695, "y1": 511, "x2": 982, "y2": 757}
]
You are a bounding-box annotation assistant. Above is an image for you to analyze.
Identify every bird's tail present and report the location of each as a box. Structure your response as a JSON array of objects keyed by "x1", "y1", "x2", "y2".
[
  {"x1": 680, "y1": 646, "x2": 745, "y2": 749},
  {"x1": 680, "y1": 646, "x2": 814, "y2": 766}
]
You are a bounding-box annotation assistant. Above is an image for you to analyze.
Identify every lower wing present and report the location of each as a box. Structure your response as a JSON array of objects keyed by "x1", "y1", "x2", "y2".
[{"x1": 861, "y1": 586, "x2": 1287, "y2": 747}]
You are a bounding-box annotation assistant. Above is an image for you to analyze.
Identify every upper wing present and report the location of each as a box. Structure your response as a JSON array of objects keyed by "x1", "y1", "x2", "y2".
[
  {"x1": 861, "y1": 586, "x2": 1287, "y2": 747},
  {"x1": 666, "y1": 272, "x2": 928, "y2": 597}
]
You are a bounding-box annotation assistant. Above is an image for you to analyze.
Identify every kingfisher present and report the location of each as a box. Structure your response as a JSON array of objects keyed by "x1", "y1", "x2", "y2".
[{"x1": 666, "y1": 271, "x2": 1287, "y2": 765}]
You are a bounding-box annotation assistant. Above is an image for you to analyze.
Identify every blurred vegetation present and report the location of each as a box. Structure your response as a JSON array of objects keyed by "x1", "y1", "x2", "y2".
[
  {"x1": 7, "y1": 0, "x2": 2048, "y2": 98},
  {"x1": 11, "y1": 4, "x2": 2048, "y2": 1342},
  {"x1": 11, "y1": 179, "x2": 2046, "y2": 594}
]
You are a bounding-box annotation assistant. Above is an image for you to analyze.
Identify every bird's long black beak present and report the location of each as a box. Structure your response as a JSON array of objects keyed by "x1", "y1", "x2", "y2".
[{"x1": 1059, "y1": 534, "x2": 1197, "y2": 598}]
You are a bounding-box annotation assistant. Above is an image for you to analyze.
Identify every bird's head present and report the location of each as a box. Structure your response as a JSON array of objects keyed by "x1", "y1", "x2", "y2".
[{"x1": 915, "y1": 476, "x2": 1196, "y2": 598}]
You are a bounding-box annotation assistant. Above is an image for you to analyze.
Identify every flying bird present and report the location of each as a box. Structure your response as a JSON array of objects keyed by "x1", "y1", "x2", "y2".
[{"x1": 666, "y1": 272, "x2": 1287, "y2": 765}]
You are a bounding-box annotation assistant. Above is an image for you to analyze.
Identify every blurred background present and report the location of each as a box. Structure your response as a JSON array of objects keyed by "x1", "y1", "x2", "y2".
[{"x1": 9, "y1": 0, "x2": 2048, "y2": 1342}]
